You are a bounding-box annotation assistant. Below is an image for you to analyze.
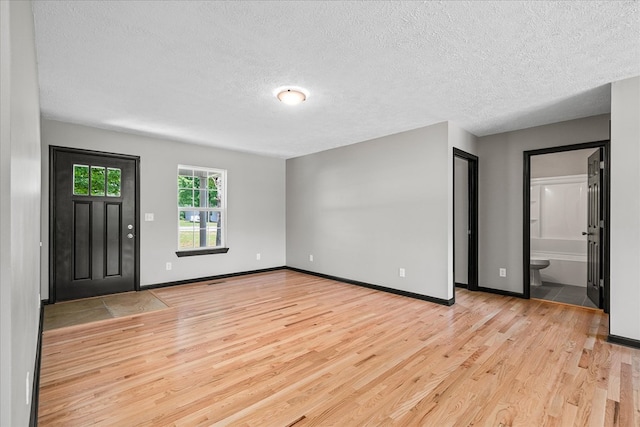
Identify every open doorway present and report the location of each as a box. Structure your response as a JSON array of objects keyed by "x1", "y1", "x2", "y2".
[
  {"x1": 523, "y1": 141, "x2": 610, "y2": 312},
  {"x1": 453, "y1": 148, "x2": 478, "y2": 294}
]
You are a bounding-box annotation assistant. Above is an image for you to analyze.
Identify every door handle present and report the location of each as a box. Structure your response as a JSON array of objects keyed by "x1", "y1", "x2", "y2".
[{"x1": 127, "y1": 233, "x2": 134, "y2": 239}]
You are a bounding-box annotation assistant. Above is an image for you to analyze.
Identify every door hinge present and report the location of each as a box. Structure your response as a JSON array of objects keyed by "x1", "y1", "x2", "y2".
[
  {"x1": 600, "y1": 279, "x2": 604, "y2": 288},
  {"x1": 600, "y1": 220, "x2": 604, "y2": 228},
  {"x1": 600, "y1": 161, "x2": 604, "y2": 170}
]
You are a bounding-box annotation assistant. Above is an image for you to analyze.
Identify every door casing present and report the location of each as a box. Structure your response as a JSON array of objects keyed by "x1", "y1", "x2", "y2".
[
  {"x1": 523, "y1": 140, "x2": 610, "y2": 312},
  {"x1": 49, "y1": 146, "x2": 141, "y2": 303}
]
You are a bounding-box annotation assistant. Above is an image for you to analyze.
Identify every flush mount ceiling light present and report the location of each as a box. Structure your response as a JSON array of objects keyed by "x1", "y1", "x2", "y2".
[{"x1": 275, "y1": 87, "x2": 308, "y2": 106}]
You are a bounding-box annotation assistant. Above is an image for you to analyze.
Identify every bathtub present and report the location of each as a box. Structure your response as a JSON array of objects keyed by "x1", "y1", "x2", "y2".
[{"x1": 531, "y1": 238, "x2": 587, "y2": 287}]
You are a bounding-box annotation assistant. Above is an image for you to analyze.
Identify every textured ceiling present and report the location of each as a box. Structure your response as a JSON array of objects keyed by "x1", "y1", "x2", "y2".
[{"x1": 32, "y1": 1, "x2": 640, "y2": 158}]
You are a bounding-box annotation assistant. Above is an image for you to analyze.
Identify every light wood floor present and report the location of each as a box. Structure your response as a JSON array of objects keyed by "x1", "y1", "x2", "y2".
[{"x1": 38, "y1": 270, "x2": 640, "y2": 426}]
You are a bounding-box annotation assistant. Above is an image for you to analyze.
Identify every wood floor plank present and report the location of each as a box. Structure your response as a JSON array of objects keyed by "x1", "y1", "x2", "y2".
[{"x1": 38, "y1": 270, "x2": 640, "y2": 426}]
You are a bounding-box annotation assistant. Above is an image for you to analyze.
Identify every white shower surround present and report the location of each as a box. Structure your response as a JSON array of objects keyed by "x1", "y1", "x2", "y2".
[{"x1": 531, "y1": 174, "x2": 588, "y2": 287}]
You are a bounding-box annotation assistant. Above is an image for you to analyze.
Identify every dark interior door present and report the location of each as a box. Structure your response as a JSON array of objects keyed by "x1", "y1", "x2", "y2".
[
  {"x1": 454, "y1": 156, "x2": 469, "y2": 287},
  {"x1": 52, "y1": 147, "x2": 138, "y2": 301},
  {"x1": 586, "y1": 149, "x2": 602, "y2": 308},
  {"x1": 453, "y1": 148, "x2": 478, "y2": 292}
]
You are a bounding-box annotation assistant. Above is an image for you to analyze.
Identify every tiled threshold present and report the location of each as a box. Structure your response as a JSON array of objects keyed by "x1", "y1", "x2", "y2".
[
  {"x1": 43, "y1": 290, "x2": 169, "y2": 331},
  {"x1": 531, "y1": 281, "x2": 597, "y2": 309}
]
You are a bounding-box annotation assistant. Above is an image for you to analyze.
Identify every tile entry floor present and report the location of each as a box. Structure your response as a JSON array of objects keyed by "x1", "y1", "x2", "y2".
[
  {"x1": 531, "y1": 281, "x2": 597, "y2": 309},
  {"x1": 44, "y1": 290, "x2": 169, "y2": 331}
]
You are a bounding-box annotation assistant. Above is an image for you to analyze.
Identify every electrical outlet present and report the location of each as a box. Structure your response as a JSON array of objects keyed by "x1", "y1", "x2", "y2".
[
  {"x1": 144, "y1": 213, "x2": 154, "y2": 221},
  {"x1": 499, "y1": 268, "x2": 507, "y2": 277},
  {"x1": 166, "y1": 262, "x2": 172, "y2": 271},
  {"x1": 256, "y1": 253, "x2": 261, "y2": 261},
  {"x1": 399, "y1": 268, "x2": 406, "y2": 278},
  {"x1": 309, "y1": 254, "x2": 314, "y2": 262}
]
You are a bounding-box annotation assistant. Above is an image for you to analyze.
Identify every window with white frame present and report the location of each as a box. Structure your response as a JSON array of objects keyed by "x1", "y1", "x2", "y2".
[{"x1": 177, "y1": 165, "x2": 226, "y2": 253}]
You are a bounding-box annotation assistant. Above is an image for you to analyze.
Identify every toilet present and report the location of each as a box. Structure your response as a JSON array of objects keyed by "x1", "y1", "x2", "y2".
[{"x1": 530, "y1": 258, "x2": 550, "y2": 287}]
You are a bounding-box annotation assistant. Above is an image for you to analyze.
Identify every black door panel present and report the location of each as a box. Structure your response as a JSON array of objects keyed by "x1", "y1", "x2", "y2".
[
  {"x1": 51, "y1": 148, "x2": 138, "y2": 301},
  {"x1": 586, "y1": 149, "x2": 602, "y2": 308}
]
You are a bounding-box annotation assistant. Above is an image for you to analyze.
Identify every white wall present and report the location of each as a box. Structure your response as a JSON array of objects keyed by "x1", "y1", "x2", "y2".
[
  {"x1": 0, "y1": 1, "x2": 42, "y2": 425},
  {"x1": 478, "y1": 114, "x2": 610, "y2": 293},
  {"x1": 610, "y1": 76, "x2": 640, "y2": 342},
  {"x1": 40, "y1": 119, "x2": 286, "y2": 298}
]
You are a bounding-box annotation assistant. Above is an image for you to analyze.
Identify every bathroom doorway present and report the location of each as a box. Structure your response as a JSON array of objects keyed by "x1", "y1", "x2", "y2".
[
  {"x1": 523, "y1": 141, "x2": 610, "y2": 311},
  {"x1": 453, "y1": 148, "x2": 478, "y2": 295}
]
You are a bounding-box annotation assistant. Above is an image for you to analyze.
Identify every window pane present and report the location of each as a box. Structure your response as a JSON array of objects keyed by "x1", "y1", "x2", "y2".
[
  {"x1": 90, "y1": 166, "x2": 106, "y2": 196},
  {"x1": 207, "y1": 193, "x2": 219, "y2": 208},
  {"x1": 179, "y1": 221, "x2": 197, "y2": 249},
  {"x1": 178, "y1": 189, "x2": 194, "y2": 207},
  {"x1": 206, "y1": 212, "x2": 222, "y2": 247},
  {"x1": 107, "y1": 168, "x2": 121, "y2": 197},
  {"x1": 73, "y1": 165, "x2": 89, "y2": 195},
  {"x1": 208, "y1": 175, "x2": 220, "y2": 208},
  {"x1": 178, "y1": 174, "x2": 194, "y2": 189},
  {"x1": 182, "y1": 210, "x2": 200, "y2": 222},
  {"x1": 194, "y1": 187, "x2": 202, "y2": 207}
]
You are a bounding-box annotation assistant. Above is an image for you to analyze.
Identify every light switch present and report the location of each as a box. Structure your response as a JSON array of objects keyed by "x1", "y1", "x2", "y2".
[{"x1": 145, "y1": 213, "x2": 154, "y2": 221}]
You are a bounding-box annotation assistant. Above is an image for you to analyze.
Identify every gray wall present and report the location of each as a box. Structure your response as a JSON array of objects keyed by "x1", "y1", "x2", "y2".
[
  {"x1": 477, "y1": 114, "x2": 610, "y2": 293},
  {"x1": 447, "y1": 123, "x2": 478, "y2": 294},
  {"x1": 286, "y1": 122, "x2": 477, "y2": 302},
  {"x1": 0, "y1": 1, "x2": 42, "y2": 425},
  {"x1": 40, "y1": 119, "x2": 286, "y2": 298},
  {"x1": 610, "y1": 76, "x2": 640, "y2": 342},
  {"x1": 530, "y1": 148, "x2": 596, "y2": 178}
]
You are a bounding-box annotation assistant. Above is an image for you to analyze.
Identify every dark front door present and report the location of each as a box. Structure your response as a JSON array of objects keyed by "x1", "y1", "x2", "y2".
[
  {"x1": 586, "y1": 148, "x2": 602, "y2": 308},
  {"x1": 51, "y1": 147, "x2": 139, "y2": 301}
]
